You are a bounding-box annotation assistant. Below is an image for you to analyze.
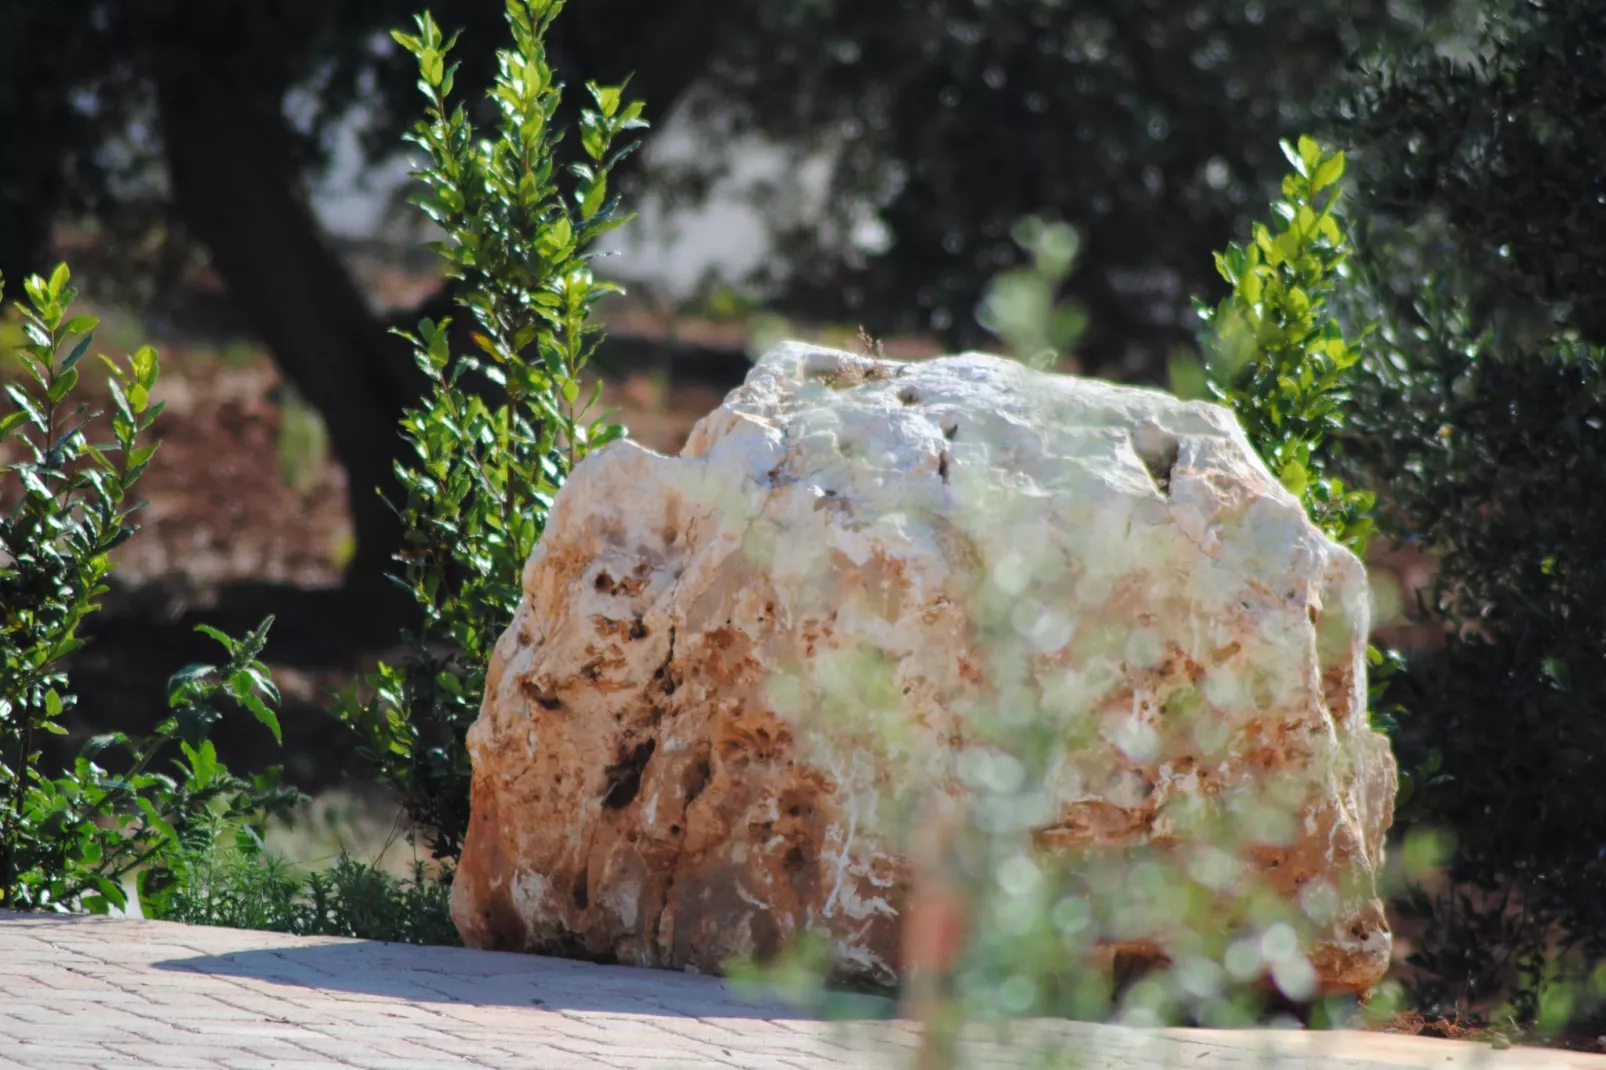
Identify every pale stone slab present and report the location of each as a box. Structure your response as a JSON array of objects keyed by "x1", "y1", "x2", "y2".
[{"x1": 3, "y1": 913, "x2": 1602, "y2": 1069}]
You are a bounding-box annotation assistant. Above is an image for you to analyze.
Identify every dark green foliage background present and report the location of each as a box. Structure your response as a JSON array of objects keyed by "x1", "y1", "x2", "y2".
[
  {"x1": 1337, "y1": 0, "x2": 1606, "y2": 1019},
  {"x1": 701, "y1": 0, "x2": 1451, "y2": 372}
]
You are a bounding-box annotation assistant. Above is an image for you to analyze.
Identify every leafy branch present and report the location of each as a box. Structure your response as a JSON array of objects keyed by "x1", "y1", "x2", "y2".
[{"x1": 1197, "y1": 135, "x2": 1376, "y2": 555}]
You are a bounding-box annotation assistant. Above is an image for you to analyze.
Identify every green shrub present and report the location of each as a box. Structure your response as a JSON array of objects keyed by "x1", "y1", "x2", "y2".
[
  {"x1": 1194, "y1": 135, "x2": 1408, "y2": 740},
  {"x1": 0, "y1": 264, "x2": 295, "y2": 913},
  {"x1": 1196, "y1": 136, "x2": 1375, "y2": 558},
  {"x1": 332, "y1": 0, "x2": 648, "y2": 862}
]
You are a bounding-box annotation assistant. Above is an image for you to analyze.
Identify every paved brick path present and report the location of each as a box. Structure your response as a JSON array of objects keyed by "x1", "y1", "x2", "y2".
[{"x1": 3, "y1": 911, "x2": 1604, "y2": 1070}]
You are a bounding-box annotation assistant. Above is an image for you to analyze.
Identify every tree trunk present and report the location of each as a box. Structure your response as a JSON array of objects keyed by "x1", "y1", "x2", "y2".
[{"x1": 153, "y1": 73, "x2": 420, "y2": 598}]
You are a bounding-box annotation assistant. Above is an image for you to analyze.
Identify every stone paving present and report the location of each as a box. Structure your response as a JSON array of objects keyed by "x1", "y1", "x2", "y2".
[{"x1": 3, "y1": 911, "x2": 1605, "y2": 1070}]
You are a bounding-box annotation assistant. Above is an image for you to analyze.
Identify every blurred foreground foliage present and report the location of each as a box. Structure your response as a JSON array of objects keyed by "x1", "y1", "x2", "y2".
[{"x1": 727, "y1": 143, "x2": 1387, "y2": 1070}]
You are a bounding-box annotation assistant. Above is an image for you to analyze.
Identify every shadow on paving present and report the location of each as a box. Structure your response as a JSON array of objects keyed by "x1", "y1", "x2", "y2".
[{"x1": 153, "y1": 938, "x2": 900, "y2": 1022}]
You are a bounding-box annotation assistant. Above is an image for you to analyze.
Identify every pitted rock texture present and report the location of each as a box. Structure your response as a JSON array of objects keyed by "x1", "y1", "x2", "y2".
[{"x1": 451, "y1": 342, "x2": 1397, "y2": 992}]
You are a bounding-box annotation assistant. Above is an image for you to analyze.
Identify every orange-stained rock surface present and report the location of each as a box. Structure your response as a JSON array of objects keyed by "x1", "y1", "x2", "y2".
[{"x1": 451, "y1": 342, "x2": 1397, "y2": 992}]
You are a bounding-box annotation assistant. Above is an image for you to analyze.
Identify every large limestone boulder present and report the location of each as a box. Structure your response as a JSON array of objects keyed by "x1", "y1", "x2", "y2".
[{"x1": 450, "y1": 342, "x2": 1396, "y2": 992}]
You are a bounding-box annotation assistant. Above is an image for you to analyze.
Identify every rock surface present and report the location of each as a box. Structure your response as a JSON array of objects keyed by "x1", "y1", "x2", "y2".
[{"x1": 450, "y1": 342, "x2": 1397, "y2": 992}]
